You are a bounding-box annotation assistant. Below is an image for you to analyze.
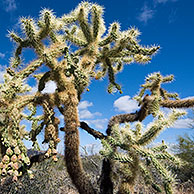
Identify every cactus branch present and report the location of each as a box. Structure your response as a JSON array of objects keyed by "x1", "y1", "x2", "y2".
[{"x1": 160, "y1": 98, "x2": 194, "y2": 108}]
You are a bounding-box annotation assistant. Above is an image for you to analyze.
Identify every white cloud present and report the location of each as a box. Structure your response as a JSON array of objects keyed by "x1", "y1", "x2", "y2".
[
  {"x1": 79, "y1": 110, "x2": 94, "y2": 119},
  {"x1": 78, "y1": 100, "x2": 102, "y2": 119},
  {"x1": 78, "y1": 100, "x2": 103, "y2": 126},
  {"x1": 171, "y1": 118, "x2": 192, "y2": 129},
  {"x1": 41, "y1": 80, "x2": 57, "y2": 94},
  {"x1": 84, "y1": 119, "x2": 108, "y2": 130},
  {"x1": 0, "y1": 52, "x2": 5, "y2": 59},
  {"x1": 78, "y1": 101, "x2": 93, "y2": 110},
  {"x1": 114, "y1": 95, "x2": 139, "y2": 113},
  {"x1": 137, "y1": 5, "x2": 154, "y2": 24},
  {"x1": 3, "y1": 0, "x2": 17, "y2": 12}
]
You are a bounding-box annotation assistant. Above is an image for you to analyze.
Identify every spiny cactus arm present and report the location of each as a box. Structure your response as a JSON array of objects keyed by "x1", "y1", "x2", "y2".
[
  {"x1": 98, "y1": 22, "x2": 119, "y2": 46},
  {"x1": 8, "y1": 32, "x2": 30, "y2": 67},
  {"x1": 160, "y1": 98, "x2": 194, "y2": 108},
  {"x1": 91, "y1": 4, "x2": 105, "y2": 40},
  {"x1": 137, "y1": 110, "x2": 186, "y2": 145},
  {"x1": 105, "y1": 57, "x2": 122, "y2": 94},
  {"x1": 134, "y1": 73, "x2": 179, "y2": 105},
  {"x1": 80, "y1": 121, "x2": 106, "y2": 139},
  {"x1": 17, "y1": 59, "x2": 44, "y2": 79},
  {"x1": 104, "y1": 28, "x2": 159, "y2": 63},
  {"x1": 100, "y1": 139, "x2": 115, "y2": 158},
  {"x1": 126, "y1": 38, "x2": 160, "y2": 56},
  {"x1": 64, "y1": 29, "x2": 88, "y2": 47},
  {"x1": 9, "y1": 11, "x2": 67, "y2": 69},
  {"x1": 139, "y1": 163, "x2": 162, "y2": 192},
  {"x1": 106, "y1": 94, "x2": 153, "y2": 136},
  {"x1": 112, "y1": 152, "x2": 134, "y2": 163},
  {"x1": 37, "y1": 9, "x2": 58, "y2": 41},
  {"x1": 133, "y1": 146, "x2": 174, "y2": 194},
  {"x1": 38, "y1": 71, "x2": 52, "y2": 92},
  {"x1": 154, "y1": 151, "x2": 182, "y2": 166},
  {"x1": 13, "y1": 95, "x2": 35, "y2": 109},
  {"x1": 18, "y1": 152, "x2": 46, "y2": 174},
  {"x1": 160, "y1": 88, "x2": 179, "y2": 100},
  {"x1": 29, "y1": 120, "x2": 45, "y2": 142},
  {"x1": 107, "y1": 113, "x2": 137, "y2": 135},
  {"x1": 77, "y1": 7, "x2": 93, "y2": 43},
  {"x1": 151, "y1": 143, "x2": 168, "y2": 153}
]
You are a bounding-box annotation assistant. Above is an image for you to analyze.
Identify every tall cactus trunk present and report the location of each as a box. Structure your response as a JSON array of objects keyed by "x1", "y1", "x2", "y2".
[
  {"x1": 100, "y1": 159, "x2": 114, "y2": 194},
  {"x1": 63, "y1": 83, "x2": 97, "y2": 194}
]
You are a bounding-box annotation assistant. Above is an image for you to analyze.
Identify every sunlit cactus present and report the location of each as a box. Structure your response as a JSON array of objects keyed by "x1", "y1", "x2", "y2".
[
  {"x1": 0, "y1": 1, "x2": 194, "y2": 194},
  {"x1": 100, "y1": 109, "x2": 185, "y2": 194}
]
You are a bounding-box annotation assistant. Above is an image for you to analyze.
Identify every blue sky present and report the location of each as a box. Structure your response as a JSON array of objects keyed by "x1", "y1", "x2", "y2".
[{"x1": 0, "y1": 0, "x2": 194, "y2": 150}]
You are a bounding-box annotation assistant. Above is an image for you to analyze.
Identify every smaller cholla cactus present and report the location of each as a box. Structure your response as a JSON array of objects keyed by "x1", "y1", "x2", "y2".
[
  {"x1": 100, "y1": 72, "x2": 189, "y2": 194},
  {"x1": 100, "y1": 108, "x2": 185, "y2": 194}
]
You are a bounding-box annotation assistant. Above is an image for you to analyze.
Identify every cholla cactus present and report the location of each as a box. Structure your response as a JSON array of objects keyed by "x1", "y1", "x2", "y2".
[
  {"x1": 0, "y1": 1, "x2": 193, "y2": 194},
  {"x1": 100, "y1": 109, "x2": 185, "y2": 194}
]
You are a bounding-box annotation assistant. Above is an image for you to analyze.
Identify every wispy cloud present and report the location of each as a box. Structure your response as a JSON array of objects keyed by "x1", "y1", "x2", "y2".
[
  {"x1": 3, "y1": 0, "x2": 17, "y2": 12},
  {"x1": 78, "y1": 100, "x2": 106, "y2": 129},
  {"x1": 114, "y1": 95, "x2": 139, "y2": 113},
  {"x1": 172, "y1": 118, "x2": 192, "y2": 129},
  {"x1": 78, "y1": 100, "x2": 102, "y2": 120},
  {"x1": 83, "y1": 119, "x2": 108, "y2": 130},
  {"x1": 78, "y1": 101, "x2": 93, "y2": 110},
  {"x1": 0, "y1": 52, "x2": 5, "y2": 59},
  {"x1": 137, "y1": 4, "x2": 155, "y2": 24},
  {"x1": 154, "y1": 0, "x2": 178, "y2": 4},
  {"x1": 169, "y1": 9, "x2": 177, "y2": 23},
  {"x1": 138, "y1": 0, "x2": 179, "y2": 24},
  {"x1": 79, "y1": 109, "x2": 101, "y2": 119},
  {"x1": 154, "y1": 0, "x2": 168, "y2": 3}
]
